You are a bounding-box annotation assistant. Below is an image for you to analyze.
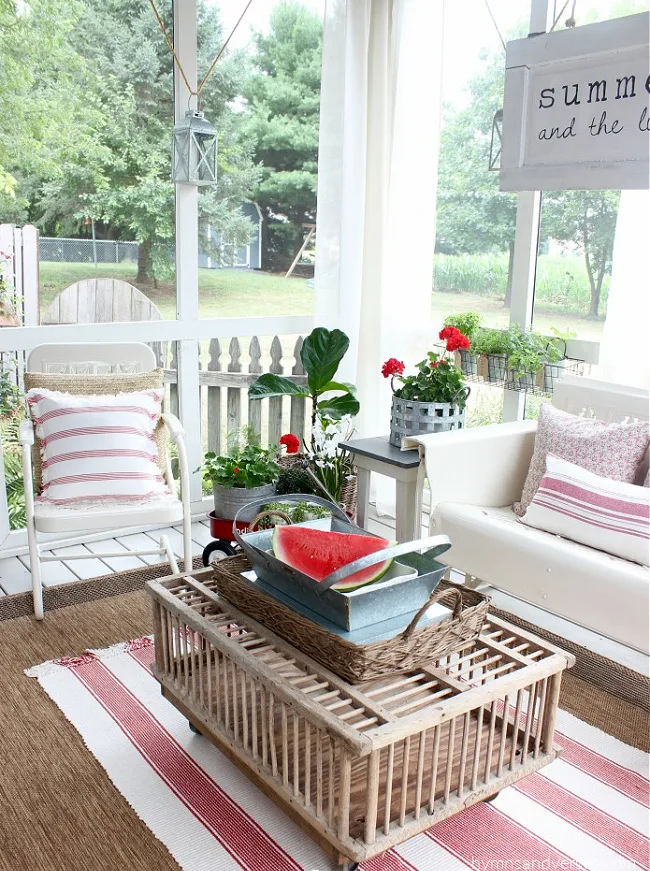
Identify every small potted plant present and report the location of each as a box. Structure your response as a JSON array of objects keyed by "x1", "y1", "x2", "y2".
[
  {"x1": 506, "y1": 327, "x2": 548, "y2": 391},
  {"x1": 472, "y1": 328, "x2": 513, "y2": 382},
  {"x1": 383, "y1": 328, "x2": 471, "y2": 447},
  {"x1": 249, "y1": 327, "x2": 360, "y2": 513},
  {"x1": 543, "y1": 327, "x2": 574, "y2": 392},
  {"x1": 202, "y1": 427, "x2": 279, "y2": 521},
  {"x1": 443, "y1": 312, "x2": 482, "y2": 376}
]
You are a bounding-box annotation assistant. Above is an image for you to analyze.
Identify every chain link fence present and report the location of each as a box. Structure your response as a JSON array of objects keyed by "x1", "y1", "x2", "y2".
[{"x1": 40, "y1": 237, "x2": 139, "y2": 264}]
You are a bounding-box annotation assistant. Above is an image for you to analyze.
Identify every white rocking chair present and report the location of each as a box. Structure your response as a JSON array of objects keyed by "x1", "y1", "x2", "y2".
[{"x1": 20, "y1": 342, "x2": 192, "y2": 619}]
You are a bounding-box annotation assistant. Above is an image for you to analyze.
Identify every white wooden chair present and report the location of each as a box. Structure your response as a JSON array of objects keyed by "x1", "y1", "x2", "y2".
[{"x1": 19, "y1": 342, "x2": 192, "y2": 619}]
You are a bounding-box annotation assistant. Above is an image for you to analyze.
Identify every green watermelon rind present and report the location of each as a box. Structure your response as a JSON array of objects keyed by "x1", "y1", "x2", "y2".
[{"x1": 272, "y1": 526, "x2": 394, "y2": 592}]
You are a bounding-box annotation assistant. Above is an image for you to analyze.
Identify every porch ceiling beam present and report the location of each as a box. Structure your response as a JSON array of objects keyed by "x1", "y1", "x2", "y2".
[{"x1": 0, "y1": 316, "x2": 315, "y2": 352}]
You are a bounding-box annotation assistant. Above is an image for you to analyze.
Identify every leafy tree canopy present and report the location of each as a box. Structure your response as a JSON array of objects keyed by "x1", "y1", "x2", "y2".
[
  {"x1": 0, "y1": 0, "x2": 260, "y2": 281},
  {"x1": 436, "y1": 32, "x2": 621, "y2": 317},
  {"x1": 243, "y1": 0, "x2": 322, "y2": 270}
]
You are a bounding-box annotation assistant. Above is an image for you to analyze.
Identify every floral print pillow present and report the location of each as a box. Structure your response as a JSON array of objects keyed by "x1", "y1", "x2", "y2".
[{"x1": 514, "y1": 403, "x2": 650, "y2": 516}]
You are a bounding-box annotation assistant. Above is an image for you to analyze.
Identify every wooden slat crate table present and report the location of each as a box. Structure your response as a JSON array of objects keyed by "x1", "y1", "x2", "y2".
[{"x1": 147, "y1": 567, "x2": 575, "y2": 869}]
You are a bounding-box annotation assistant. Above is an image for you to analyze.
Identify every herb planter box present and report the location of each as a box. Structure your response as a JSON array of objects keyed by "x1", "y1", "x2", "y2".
[
  {"x1": 543, "y1": 359, "x2": 569, "y2": 392},
  {"x1": 458, "y1": 350, "x2": 478, "y2": 376},
  {"x1": 485, "y1": 354, "x2": 508, "y2": 382},
  {"x1": 506, "y1": 371, "x2": 539, "y2": 392}
]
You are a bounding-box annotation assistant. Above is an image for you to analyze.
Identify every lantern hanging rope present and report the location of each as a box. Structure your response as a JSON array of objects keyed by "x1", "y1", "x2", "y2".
[{"x1": 146, "y1": 0, "x2": 254, "y2": 185}]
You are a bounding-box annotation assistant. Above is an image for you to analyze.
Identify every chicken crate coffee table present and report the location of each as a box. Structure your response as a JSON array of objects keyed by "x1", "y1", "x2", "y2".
[{"x1": 147, "y1": 566, "x2": 575, "y2": 869}]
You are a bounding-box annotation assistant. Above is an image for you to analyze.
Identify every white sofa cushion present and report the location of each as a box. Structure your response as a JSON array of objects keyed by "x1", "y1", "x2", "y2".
[
  {"x1": 521, "y1": 455, "x2": 649, "y2": 566},
  {"x1": 433, "y1": 501, "x2": 650, "y2": 653}
]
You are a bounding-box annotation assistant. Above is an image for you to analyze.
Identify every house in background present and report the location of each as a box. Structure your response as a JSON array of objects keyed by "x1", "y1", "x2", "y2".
[{"x1": 199, "y1": 201, "x2": 263, "y2": 270}]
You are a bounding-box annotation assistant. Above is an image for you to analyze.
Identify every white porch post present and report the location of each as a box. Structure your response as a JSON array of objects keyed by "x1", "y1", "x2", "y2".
[
  {"x1": 502, "y1": 0, "x2": 550, "y2": 423},
  {"x1": 173, "y1": 0, "x2": 203, "y2": 504}
]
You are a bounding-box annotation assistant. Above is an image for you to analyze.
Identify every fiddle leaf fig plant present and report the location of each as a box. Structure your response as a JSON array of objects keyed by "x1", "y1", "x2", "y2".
[{"x1": 248, "y1": 328, "x2": 360, "y2": 422}]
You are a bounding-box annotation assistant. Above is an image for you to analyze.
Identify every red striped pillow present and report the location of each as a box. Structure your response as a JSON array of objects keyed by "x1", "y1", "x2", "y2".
[
  {"x1": 26, "y1": 388, "x2": 171, "y2": 507},
  {"x1": 520, "y1": 454, "x2": 650, "y2": 566}
]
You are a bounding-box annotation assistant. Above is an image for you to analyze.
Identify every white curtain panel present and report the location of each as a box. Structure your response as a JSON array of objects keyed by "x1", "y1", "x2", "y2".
[
  {"x1": 315, "y1": 0, "x2": 444, "y2": 517},
  {"x1": 315, "y1": 0, "x2": 444, "y2": 432},
  {"x1": 598, "y1": 189, "x2": 650, "y2": 391}
]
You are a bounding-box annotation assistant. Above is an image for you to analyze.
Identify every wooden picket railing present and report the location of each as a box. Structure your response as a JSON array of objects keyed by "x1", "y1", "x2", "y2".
[{"x1": 154, "y1": 334, "x2": 311, "y2": 454}]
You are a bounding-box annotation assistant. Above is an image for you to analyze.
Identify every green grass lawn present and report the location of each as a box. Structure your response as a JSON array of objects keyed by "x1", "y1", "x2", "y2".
[
  {"x1": 430, "y1": 291, "x2": 604, "y2": 341},
  {"x1": 39, "y1": 262, "x2": 313, "y2": 321},
  {"x1": 39, "y1": 261, "x2": 603, "y2": 341}
]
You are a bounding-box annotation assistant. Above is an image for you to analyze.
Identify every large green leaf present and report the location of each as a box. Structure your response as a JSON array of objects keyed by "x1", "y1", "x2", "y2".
[
  {"x1": 321, "y1": 380, "x2": 358, "y2": 395},
  {"x1": 248, "y1": 373, "x2": 308, "y2": 399},
  {"x1": 317, "y1": 393, "x2": 360, "y2": 419},
  {"x1": 301, "y1": 328, "x2": 350, "y2": 395}
]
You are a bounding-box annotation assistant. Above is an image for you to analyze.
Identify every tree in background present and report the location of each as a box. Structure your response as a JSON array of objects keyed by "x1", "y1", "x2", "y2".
[
  {"x1": 244, "y1": 0, "x2": 321, "y2": 271},
  {"x1": 0, "y1": 0, "x2": 105, "y2": 224},
  {"x1": 436, "y1": 40, "x2": 620, "y2": 317},
  {"x1": 540, "y1": 190, "x2": 620, "y2": 318},
  {"x1": 0, "y1": 0, "x2": 259, "y2": 283},
  {"x1": 436, "y1": 51, "x2": 517, "y2": 263}
]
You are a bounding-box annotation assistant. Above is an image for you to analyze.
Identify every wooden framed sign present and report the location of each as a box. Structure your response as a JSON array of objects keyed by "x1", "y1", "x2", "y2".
[{"x1": 500, "y1": 12, "x2": 649, "y2": 191}]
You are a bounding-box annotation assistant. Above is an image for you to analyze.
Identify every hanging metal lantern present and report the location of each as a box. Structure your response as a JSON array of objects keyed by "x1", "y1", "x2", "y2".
[
  {"x1": 489, "y1": 108, "x2": 503, "y2": 172},
  {"x1": 172, "y1": 110, "x2": 218, "y2": 186}
]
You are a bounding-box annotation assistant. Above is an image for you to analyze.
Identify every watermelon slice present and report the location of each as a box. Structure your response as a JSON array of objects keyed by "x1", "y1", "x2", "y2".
[{"x1": 272, "y1": 525, "x2": 393, "y2": 591}]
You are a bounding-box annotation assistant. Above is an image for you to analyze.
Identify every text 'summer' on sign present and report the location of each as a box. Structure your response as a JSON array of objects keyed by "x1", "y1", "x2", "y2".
[{"x1": 500, "y1": 12, "x2": 650, "y2": 191}]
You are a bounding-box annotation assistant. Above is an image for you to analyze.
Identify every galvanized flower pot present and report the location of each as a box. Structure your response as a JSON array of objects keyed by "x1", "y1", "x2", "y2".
[
  {"x1": 507, "y1": 371, "x2": 538, "y2": 392},
  {"x1": 458, "y1": 350, "x2": 478, "y2": 376},
  {"x1": 543, "y1": 359, "x2": 568, "y2": 393},
  {"x1": 486, "y1": 354, "x2": 508, "y2": 382},
  {"x1": 213, "y1": 482, "x2": 276, "y2": 521},
  {"x1": 389, "y1": 391, "x2": 469, "y2": 447}
]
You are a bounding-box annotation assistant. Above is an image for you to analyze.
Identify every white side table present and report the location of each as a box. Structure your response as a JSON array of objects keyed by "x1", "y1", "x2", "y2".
[{"x1": 340, "y1": 436, "x2": 421, "y2": 542}]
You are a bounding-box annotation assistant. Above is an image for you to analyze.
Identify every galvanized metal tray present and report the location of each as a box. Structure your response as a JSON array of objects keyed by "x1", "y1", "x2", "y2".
[{"x1": 232, "y1": 494, "x2": 451, "y2": 631}]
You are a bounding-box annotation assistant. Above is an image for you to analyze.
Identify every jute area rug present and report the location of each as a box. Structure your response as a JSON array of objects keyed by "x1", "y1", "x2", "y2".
[{"x1": 0, "y1": 564, "x2": 648, "y2": 871}]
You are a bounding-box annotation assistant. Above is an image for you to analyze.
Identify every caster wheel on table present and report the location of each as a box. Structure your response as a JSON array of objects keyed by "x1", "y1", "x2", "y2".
[
  {"x1": 202, "y1": 539, "x2": 236, "y2": 567},
  {"x1": 189, "y1": 721, "x2": 201, "y2": 735},
  {"x1": 343, "y1": 864, "x2": 360, "y2": 871},
  {"x1": 484, "y1": 791, "x2": 500, "y2": 803}
]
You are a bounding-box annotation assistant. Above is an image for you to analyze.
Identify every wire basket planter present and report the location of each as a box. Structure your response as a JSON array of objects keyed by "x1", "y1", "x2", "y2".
[{"x1": 443, "y1": 345, "x2": 587, "y2": 397}]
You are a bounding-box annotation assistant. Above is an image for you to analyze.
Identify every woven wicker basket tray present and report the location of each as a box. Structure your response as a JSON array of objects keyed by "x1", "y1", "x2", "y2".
[{"x1": 215, "y1": 554, "x2": 490, "y2": 683}]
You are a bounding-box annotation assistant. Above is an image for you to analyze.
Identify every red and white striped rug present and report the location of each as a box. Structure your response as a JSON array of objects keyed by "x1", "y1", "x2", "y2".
[{"x1": 27, "y1": 637, "x2": 649, "y2": 871}]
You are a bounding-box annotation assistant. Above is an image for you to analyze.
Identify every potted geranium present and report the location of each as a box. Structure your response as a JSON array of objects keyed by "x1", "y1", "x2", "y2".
[
  {"x1": 383, "y1": 328, "x2": 471, "y2": 447},
  {"x1": 202, "y1": 427, "x2": 279, "y2": 520},
  {"x1": 443, "y1": 312, "x2": 482, "y2": 376}
]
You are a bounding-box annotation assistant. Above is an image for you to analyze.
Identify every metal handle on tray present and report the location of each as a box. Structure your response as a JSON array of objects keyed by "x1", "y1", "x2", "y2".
[
  {"x1": 317, "y1": 534, "x2": 452, "y2": 596},
  {"x1": 401, "y1": 586, "x2": 463, "y2": 639},
  {"x1": 232, "y1": 493, "x2": 352, "y2": 545}
]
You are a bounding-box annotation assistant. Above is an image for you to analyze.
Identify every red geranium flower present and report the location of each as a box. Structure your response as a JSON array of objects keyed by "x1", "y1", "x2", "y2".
[
  {"x1": 445, "y1": 332, "x2": 471, "y2": 352},
  {"x1": 439, "y1": 326, "x2": 460, "y2": 341},
  {"x1": 381, "y1": 357, "x2": 406, "y2": 378},
  {"x1": 233, "y1": 466, "x2": 240, "y2": 474},
  {"x1": 280, "y1": 433, "x2": 300, "y2": 454}
]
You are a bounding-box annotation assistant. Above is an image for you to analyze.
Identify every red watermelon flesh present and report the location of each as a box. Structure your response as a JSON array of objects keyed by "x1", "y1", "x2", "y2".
[{"x1": 272, "y1": 525, "x2": 393, "y2": 591}]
